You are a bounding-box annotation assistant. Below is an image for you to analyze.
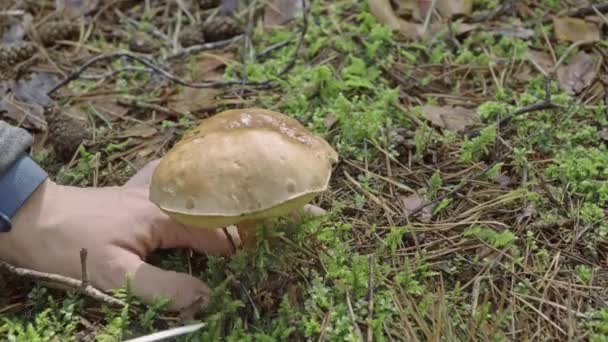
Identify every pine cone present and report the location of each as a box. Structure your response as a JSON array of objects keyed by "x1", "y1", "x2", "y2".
[
  {"x1": 203, "y1": 16, "x2": 242, "y2": 42},
  {"x1": 0, "y1": 42, "x2": 37, "y2": 68},
  {"x1": 46, "y1": 109, "x2": 90, "y2": 162},
  {"x1": 179, "y1": 26, "x2": 206, "y2": 47},
  {"x1": 199, "y1": 0, "x2": 222, "y2": 10},
  {"x1": 129, "y1": 32, "x2": 160, "y2": 54},
  {"x1": 38, "y1": 20, "x2": 79, "y2": 46}
]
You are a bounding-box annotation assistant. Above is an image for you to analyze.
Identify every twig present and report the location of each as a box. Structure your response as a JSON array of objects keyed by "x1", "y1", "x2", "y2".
[
  {"x1": 48, "y1": 0, "x2": 309, "y2": 97},
  {"x1": 367, "y1": 254, "x2": 375, "y2": 342},
  {"x1": 47, "y1": 52, "x2": 245, "y2": 96},
  {"x1": 256, "y1": 38, "x2": 293, "y2": 60},
  {"x1": 421, "y1": 0, "x2": 438, "y2": 37},
  {"x1": 467, "y1": 77, "x2": 558, "y2": 139},
  {"x1": 80, "y1": 248, "x2": 88, "y2": 290},
  {"x1": 166, "y1": 35, "x2": 244, "y2": 60},
  {"x1": 271, "y1": 0, "x2": 309, "y2": 80},
  {"x1": 79, "y1": 67, "x2": 152, "y2": 81},
  {"x1": 469, "y1": 0, "x2": 514, "y2": 23},
  {"x1": 117, "y1": 99, "x2": 182, "y2": 118},
  {"x1": 0, "y1": 261, "x2": 125, "y2": 307},
  {"x1": 345, "y1": 290, "x2": 365, "y2": 341},
  {"x1": 564, "y1": 3, "x2": 608, "y2": 18}
]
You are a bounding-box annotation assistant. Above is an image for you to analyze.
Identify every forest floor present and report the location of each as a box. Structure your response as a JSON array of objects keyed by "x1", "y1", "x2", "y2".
[{"x1": 1, "y1": 0, "x2": 608, "y2": 341}]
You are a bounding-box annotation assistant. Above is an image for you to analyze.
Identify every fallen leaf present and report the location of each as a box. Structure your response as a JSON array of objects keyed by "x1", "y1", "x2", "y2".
[
  {"x1": 436, "y1": 0, "x2": 473, "y2": 18},
  {"x1": 168, "y1": 52, "x2": 234, "y2": 114},
  {"x1": 14, "y1": 72, "x2": 58, "y2": 108},
  {"x1": 89, "y1": 99, "x2": 129, "y2": 120},
  {"x1": 391, "y1": 0, "x2": 418, "y2": 18},
  {"x1": 263, "y1": 0, "x2": 303, "y2": 28},
  {"x1": 0, "y1": 72, "x2": 59, "y2": 130},
  {"x1": 401, "y1": 193, "x2": 433, "y2": 222},
  {"x1": 553, "y1": 16, "x2": 600, "y2": 43},
  {"x1": 416, "y1": 0, "x2": 433, "y2": 20},
  {"x1": 0, "y1": 96, "x2": 47, "y2": 130},
  {"x1": 527, "y1": 49, "x2": 555, "y2": 75},
  {"x1": 54, "y1": 0, "x2": 98, "y2": 19},
  {"x1": 116, "y1": 124, "x2": 158, "y2": 139},
  {"x1": 0, "y1": 13, "x2": 32, "y2": 44},
  {"x1": 513, "y1": 65, "x2": 534, "y2": 82},
  {"x1": 421, "y1": 105, "x2": 480, "y2": 132},
  {"x1": 368, "y1": 0, "x2": 425, "y2": 40},
  {"x1": 557, "y1": 51, "x2": 598, "y2": 95}
]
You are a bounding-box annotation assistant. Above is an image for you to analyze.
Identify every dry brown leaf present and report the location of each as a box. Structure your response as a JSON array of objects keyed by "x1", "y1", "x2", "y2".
[
  {"x1": 89, "y1": 99, "x2": 129, "y2": 121},
  {"x1": 527, "y1": 49, "x2": 555, "y2": 75},
  {"x1": 263, "y1": 0, "x2": 303, "y2": 28},
  {"x1": 55, "y1": 0, "x2": 98, "y2": 19},
  {"x1": 436, "y1": 0, "x2": 473, "y2": 18},
  {"x1": 392, "y1": 0, "x2": 419, "y2": 18},
  {"x1": 557, "y1": 51, "x2": 599, "y2": 95},
  {"x1": 1, "y1": 13, "x2": 32, "y2": 44},
  {"x1": 368, "y1": 0, "x2": 424, "y2": 40},
  {"x1": 169, "y1": 52, "x2": 234, "y2": 114},
  {"x1": 553, "y1": 16, "x2": 600, "y2": 43},
  {"x1": 0, "y1": 72, "x2": 59, "y2": 130},
  {"x1": 401, "y1": 193, "x2": 433, "y2": 222},
  {"x1": 116, "y1": 124, "x2": 158, "y2": 139},
  {"x1": 421, "y1": 105, "x2": 480, "y2": 132},
  {"x1": 0, "y1": 96, "x2": 47, "y2": 130}
]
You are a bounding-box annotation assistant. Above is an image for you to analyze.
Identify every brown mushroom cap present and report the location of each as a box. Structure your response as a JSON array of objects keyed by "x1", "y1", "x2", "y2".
[{"x1": 149, "y1": 108, "x2": 338, "y2": 228}]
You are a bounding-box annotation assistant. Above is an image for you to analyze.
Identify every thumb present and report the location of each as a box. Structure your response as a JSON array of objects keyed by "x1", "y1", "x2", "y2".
[
  {"x1": 112, "y1": 251, "x2": 210, "y2": 312},
  {"x1": 123, "y1": 159, "x2": 161, "y2": 188}
]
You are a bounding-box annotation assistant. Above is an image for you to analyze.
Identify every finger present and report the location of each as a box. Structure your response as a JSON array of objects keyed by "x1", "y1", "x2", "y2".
[
  {"x1": 289, "y1": 204, "x2": 327, "y2": 222},
  {"x1": 150, "y1": 213, "x2": 241, "y2": 255},
  {"x1": 124, "y1": 159, "x2": 161, "y2": 188},
  {"x1": 108, "y1": 251, "x2": 210, "y2": 312}
]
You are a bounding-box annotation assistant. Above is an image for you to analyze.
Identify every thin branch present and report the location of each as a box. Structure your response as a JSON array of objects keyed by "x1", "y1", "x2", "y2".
[
  {"x1": 367, "y1": 254, "x2": 375, "y2": 342},
  {"x1": 47, "y1": 0, "x2": 310, "y2": 96},
  {"x1": 272, "y1": 0, "x2": 309, "y2": 80},
  {"x1": 0, "y1": 261, "x2": 125, "y2": 307},
  {"x1": 564, "y1": 3, "x2": 608, "y2": 18},
  {"x1": 46, "y1": 52, "x2": 245, "y2": 96},
  {"x1": 467, "y1": 77, "x2": 558, "y2": 139},
  {"x1": 80, "y1": 248, "x2": 89, "y2": 290},
  {"x1": 345, "y1": 289, "x2": 365, "y2": 341},
  {"x1": 166, "y1": 35, "x2": 244, "y2": 60},
  {"x1": 116, "y1": 99, "x2": 182, "y2": 118},
  {"x1": 256, "y1": 38, "x2": 293, "y2": 60}
]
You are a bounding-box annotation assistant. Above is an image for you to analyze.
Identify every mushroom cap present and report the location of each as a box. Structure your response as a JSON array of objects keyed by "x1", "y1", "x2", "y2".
[{"x1": 149, "y1": 108, "x2": 338, "y2": 228}]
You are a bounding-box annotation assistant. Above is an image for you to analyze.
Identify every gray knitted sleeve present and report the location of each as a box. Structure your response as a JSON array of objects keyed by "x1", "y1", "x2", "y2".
[{"x1": 0, "y1": 121, "x2": 33, "y2": 177}]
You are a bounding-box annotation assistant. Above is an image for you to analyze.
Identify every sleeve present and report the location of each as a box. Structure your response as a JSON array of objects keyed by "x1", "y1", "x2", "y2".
[{"x1": 0, "y1": 121, "x2": 33, "y2": 177}]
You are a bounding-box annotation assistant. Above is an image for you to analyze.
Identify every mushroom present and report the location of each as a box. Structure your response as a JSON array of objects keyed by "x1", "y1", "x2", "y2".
[{"x1": 149, "y1": 108, "x2": 338, "y2": 249}]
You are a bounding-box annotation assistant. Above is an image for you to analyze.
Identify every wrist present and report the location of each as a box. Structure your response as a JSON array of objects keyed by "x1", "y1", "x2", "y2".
[
  {"x1": 0, "y1": 178, "x2": 59, "y2": 264},
  {"x1": 0, "y1": 153, "x2": 49, "y2": 233}
]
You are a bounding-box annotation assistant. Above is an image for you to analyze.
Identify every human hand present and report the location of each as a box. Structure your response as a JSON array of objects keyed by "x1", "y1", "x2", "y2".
[{"x1": 0, "y1": 160, "x2": 240, "y2": 312}]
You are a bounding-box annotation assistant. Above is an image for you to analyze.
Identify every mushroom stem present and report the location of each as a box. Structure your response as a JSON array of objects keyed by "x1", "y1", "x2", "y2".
[{"x1": 236, "y1": 219, "x2": 260, "y2": 249}]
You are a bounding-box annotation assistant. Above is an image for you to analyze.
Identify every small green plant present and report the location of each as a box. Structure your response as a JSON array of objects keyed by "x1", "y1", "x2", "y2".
[
  {"x1": 464, "y1": 225, "x2": 516, "y2": 248},
  {"x1": 460, "y1": 125, "x2": 496, "y2": 162}
]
